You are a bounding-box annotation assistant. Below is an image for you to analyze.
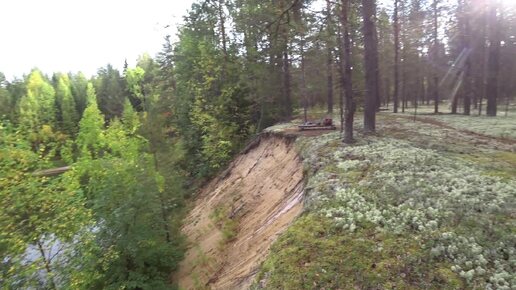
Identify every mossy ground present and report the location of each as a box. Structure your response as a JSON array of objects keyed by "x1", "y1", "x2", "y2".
[
  {"x1": 254, "y1": 112, "x2": 515, "y2": 290},
  {"x1": 256, "y1": 215, "x2": 463, "y2": 290}
]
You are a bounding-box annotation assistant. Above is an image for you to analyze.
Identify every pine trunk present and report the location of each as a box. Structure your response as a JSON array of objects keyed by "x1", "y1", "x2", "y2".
[
  {"x1": 463, "y1": 0, "x2": 472, "y2": 115},
  {"x1": 393, "y1": 0, "x2": 400, "y2": 113},
  {"x1": 433, "y1": 0, "x2": 440, "y2": 113},
  {"x1": 340, "y1": 0, "x2": 354, "y2": 143},
  {"x1": 362, "y1": 0, "x2": 379, "y2": 132},
  {"x1": 326, "y1": 0, "x2": 334, "y2": 114},
  {"x1": 486, "y1": 1, "x2": 500, "y2": 117}
]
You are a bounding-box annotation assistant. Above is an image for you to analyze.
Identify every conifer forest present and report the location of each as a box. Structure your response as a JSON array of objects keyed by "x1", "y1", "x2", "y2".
[{"x1": 0, "y1": 0, "x2": 515, "y2": 289}]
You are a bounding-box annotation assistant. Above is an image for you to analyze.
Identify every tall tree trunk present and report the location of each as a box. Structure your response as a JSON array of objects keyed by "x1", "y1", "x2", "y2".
[
  {"x1": 451, "y1": 0, "x2": 463, "y2": 115},
  {"x1": 486, "y1": 0, "x2": 500, "y2": 116},
  {"x1": 301, "y1": 36, "x2": 308, "y2": 123},
  {"x1": 401, "y1": 0, "x2": 407, "y2": 114},
  {"x1": 451, "y1": 82, "x2": 460, "y2": 114},
  {"x1": 218, "y1": 0, "x2": 228, "y2": 63},
  {"x1": 152, "y1": 153, "x2": 172, "y2": 243},
  {"x1": 340, "y1": 0, "x2": 354, "y2": 143},
  {"x1": 375, "y1": 22, "x2": 381, "y2": 111},
  {"x1": 280, "y1": 4, "x2": 293, "y2": 120},
  {"x1": 477, "y1": 0, "x2": 487, "y2": 115},
  {"x1": 326, "y1": 0, "x2": 334, "y2": 114},
  {"x1": 432, "y1": 0, "x2": 440, "y2": 113},
  {"x1": 327, "y1": 50, "x2": 334, "y2": 114},
  {"x1": 362, "y1": 0, "x2": 379, "y2": 133},
  {"x1": 463, "y1": 0, "x2": 472, "y2": 115},
  {"x1": 283, "y1": 48, "x2": 292, "y2": 119},
  {"x1": 393, "y1": 0, "x2": 400, "y2": 113},
  {"x1": 402, "y1": 63, "x2": 407, "y2": 113},
  {"x1": 385, "y1": 76, "x2": 391, "y2": 108},
  {"x1": 421, "y1": 75, "x2": 427, "y2": 105},
  {"x1": 337, "y1": 26, "x2": 344, "y2": 133}
]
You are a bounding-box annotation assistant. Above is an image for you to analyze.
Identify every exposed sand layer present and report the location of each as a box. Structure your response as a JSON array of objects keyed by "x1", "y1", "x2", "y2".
[{"x1": 176, "y1": 134, "x2": 304, "y2": 290}]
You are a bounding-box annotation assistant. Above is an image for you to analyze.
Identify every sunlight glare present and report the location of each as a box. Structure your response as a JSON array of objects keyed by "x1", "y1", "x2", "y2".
[{"x1": 499, "y1": 0, "x2": 516, "y2": 8}]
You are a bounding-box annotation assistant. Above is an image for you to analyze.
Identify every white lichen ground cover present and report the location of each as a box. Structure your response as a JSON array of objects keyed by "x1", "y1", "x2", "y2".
[
  {"x1": 384, "y1": 103, "x2": 516, "y2": 140},
  {"x1": 295, "y1": 130, "x2": 515, "y2": 289},
  {"x1": 422, "y1": 114, "x2": 516, "y2": 140}
]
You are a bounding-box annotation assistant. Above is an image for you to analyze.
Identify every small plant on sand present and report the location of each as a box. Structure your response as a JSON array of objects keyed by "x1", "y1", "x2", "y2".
[{"x1": 210, "y1": 206, "x2": 239, "y2": 245}]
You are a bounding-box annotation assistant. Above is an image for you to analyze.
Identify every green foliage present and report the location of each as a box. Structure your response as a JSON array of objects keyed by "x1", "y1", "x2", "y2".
[
  {"x1": 70, "y1": 116, "x2": 184, "y2": 289},
  {"x1": 156, "y1": 35, "x2": 176, "y2": 100},
  {"x1": 174, "y1": 20, "x2": 254, "y2": 177},
  {"x1": 56, "y1": 74, "x2": 79, "y2": 134},
  {"x1": 18, "y1": 69, "x2": 56, "y2": 130},
  {"x1": 210, "y1": 206, "x2": 238, "y2": 245},
  {"x1": 70, "y1": 72, "x2": 89, "y2": 116},
  {"x1": 1, "y1": 105, "x2": 187, "y2": 289},
  {"x1": 0, "y1": 124, "x2": 93, "y2": 289},
  {"x1": 93, "y1": 64, "x2": 126, "y2": 119},
  {"x1": 1, "y1": 77, "x2": 187, "y2": 288},
  {"x1": 76, "y1": 83, "x2": 105, "y2": 158},
  {"x1": 126, "y1": 66, "x2": 145, "y2": 102},
  {"x1": 0, "y1": 72, "x2": 13, "y2": 120},
  {"x1": 122, "y1": 99, "x2": 141, "y2": 134},
  {"x1": 5, "y1": 77, "x2": 26, "y2": 122}
]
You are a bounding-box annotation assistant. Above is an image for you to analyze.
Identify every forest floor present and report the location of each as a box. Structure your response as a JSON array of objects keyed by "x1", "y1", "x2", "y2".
[
  {"x1": 177, "y1": 108, "x2": 515, "y2": 290},
  {"x1": 253, "y1": 110, "x2": 515, "y2": 289}
]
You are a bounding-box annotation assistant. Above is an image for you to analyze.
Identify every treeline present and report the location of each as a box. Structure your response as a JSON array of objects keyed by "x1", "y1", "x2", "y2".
[
  {"x1": 2, "y1": 0, "x2": 514, "y2": 172},
  {"x1": 169, "y1": 0, "x2": 515, "y2": 142}
]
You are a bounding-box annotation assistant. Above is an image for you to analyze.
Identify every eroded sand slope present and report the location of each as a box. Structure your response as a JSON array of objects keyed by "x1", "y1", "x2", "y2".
[{"x1": 177, "y1": 134, "x2": 304, "y2": 290}]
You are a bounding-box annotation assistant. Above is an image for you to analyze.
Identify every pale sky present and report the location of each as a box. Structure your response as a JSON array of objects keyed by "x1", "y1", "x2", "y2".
[{"x1": 0, "y1": 0, "x2": 195, "y2": 81}]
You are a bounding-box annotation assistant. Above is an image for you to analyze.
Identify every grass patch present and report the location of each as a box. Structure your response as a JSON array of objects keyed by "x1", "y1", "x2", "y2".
[
  {"x1": 210, "y1": 206, "x2": 238, "y2": 245},
  {"x1": 256, "y1": 214, "x2": 464, "y2": 290},
  {"x1": 459, "y1": 151, "x2": 516, "y2": 180}
]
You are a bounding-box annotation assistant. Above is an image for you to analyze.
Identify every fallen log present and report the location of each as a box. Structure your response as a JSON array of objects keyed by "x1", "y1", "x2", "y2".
[{"x1": 32, "y1": 166, "x2": 71, "y2": 177}]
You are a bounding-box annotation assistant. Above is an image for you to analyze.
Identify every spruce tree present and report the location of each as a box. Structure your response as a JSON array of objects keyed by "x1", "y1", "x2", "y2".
[
  {"x1": 56, "y1": 75, "x2": 78, "y2": 134},
  {"x1": 0, "y1": 72, "x2": 12, "y2": 120},
  {"x1": 77, "y1": 83, "x2": 105, "y2": 158},
  {"x1": 19, "y1": 70, "x2": 56, "y2": 130}
]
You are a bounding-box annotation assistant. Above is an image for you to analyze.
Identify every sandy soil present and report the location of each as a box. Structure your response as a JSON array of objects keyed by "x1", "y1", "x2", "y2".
[{"x1": 176, "y1": 134, "x2": 304, "y2": 290}]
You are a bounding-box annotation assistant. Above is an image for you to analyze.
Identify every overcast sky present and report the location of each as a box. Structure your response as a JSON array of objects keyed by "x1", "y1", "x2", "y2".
[{"x1": 0, "y1": 0, "x2": 194, "y2": 81}]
